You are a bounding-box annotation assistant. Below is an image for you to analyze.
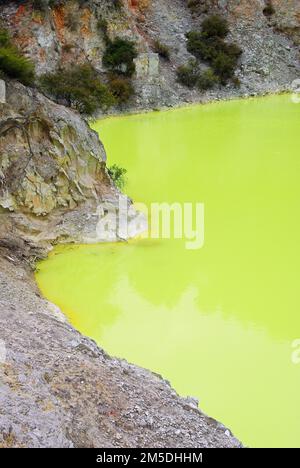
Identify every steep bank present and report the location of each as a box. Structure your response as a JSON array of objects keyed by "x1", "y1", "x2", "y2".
[
  {"x1": 0, "y1": 0, "x2": 299, "y2": 111},
  {"x1": 0, "y1": 80, "x2": 141, "y2": 257}
]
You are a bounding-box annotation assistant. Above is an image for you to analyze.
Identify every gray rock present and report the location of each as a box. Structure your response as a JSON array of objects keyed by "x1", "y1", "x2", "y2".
[
  {"x1": 0, "y1": 82, "x2": 145, "y2": 252},
  {"x1": 134, "y1": 53, "x2": 160, "y2": 79},
  {"x1": 0, "y1": 80, "x2": 5, "y2": 104},
  {"x1": 0, "y1": 0, "x2": 299, "y2": 112}
]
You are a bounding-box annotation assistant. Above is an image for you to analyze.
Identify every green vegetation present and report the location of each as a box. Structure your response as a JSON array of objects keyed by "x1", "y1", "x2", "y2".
[
  {"x1": 108, "y1": 75, "x2": 134, "y2": 104},
  {"x1": 103, "y1": 37, "x2": 138, "y2": 77},
  {"x1": 186, "y1": 0, "x2": 203, "y2": 13},
  {"x1": 97, "y1": 18, "x2": 109, "y2": 40},
  {"x1": 0, "y1": 27, "x2": 35, "y2": 85},
  {"x1": 176, "y1": 61, "x2": 219, "y2": 91},
  {"x1": 211, "y1": 52, "x2": 237, "y2": 83},
  {"x1": 39, "y1": 64, "x2": 115, "y2": 115},
  {"x1": 202, "y1": 15, "x2": 229, "y2": 39},
  {"x1": 263, "y1": 1, "x2": 275, "y2": 17},
  {"x1": 107, "y1": 164, "x2": 127, "y2": 190},
  {"x1": 32, "y1": 2, "x2": 136, "y2": 106},
  {"x1": 186, "y1": 31, "x2": 215, "y2": 60},
  {"x1": 101, "y1": 35, "x2": 137, "y2": 103},
  {"x1": 197, "y1": 68, "x2": 219, "y2": 90},
  {"x1": 186, "y1": 32, "x2": 242, "y2": 64},
  {"x1": 179, "y1": 15, "x2": 242, "y2": 89},
  {"x1": 153, "y1": 40, "x2": 170, "y2": 60},
  {"x1": 176, "y1": 60, "x2": 199, "y2": 88},
  {"x1": 101, "y1": 37, "x2": 137, "y2": 103}
]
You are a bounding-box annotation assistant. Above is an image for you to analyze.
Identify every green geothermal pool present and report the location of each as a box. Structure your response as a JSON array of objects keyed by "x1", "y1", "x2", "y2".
[{"x1": 36, "y1": 95, "x2": 300, "y2": 447}]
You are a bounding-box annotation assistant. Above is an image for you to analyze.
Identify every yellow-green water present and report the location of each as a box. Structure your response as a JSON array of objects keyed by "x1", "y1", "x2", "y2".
[{"x1": 36, "y1": 95, "x2": 300, "y2": 447}]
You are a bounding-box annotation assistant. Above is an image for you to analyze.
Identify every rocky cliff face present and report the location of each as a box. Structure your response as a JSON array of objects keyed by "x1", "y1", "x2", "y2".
[
  {"x1": 0, "y1": 81, "x2": 109, "y2": 217},
  {"x1": 0, "y1": 80, "x2": 142, "y2": 258},
  {"x1": 0, "y1": 0, "x2": 299, "y2": 109},
  {"x1": 271, "y1": 0, "x2": 300, "y2": 45},
  {"x1": 136, "y1": 0, "x2": 299, "y2": 105}
]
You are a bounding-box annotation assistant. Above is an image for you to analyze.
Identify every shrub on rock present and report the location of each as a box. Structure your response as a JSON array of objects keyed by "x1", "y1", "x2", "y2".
[
  {"x1": 108, "y1": 76, "x2": 134, "y2": 104},
  {"x1": 176, "y1": 60, "x2": 199, "y2": 88},
  {"x1": 0, "y1": 27, "x2": 35, "y2": 85},
  {"x1": 39, "y1": 64, "x2": 115, "y2": 115},
  {"x1": 103, "y1": 38, "x2": 138, "y2": 77}
]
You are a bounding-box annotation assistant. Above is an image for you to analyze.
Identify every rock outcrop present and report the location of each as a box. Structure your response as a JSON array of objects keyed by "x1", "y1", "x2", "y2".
[
  {"x1": 0, "y1": 81, "x2": 143, "y2": 256},
  {"x1": 0, "y1": 81, "x2": 109, "y2": 216},
  {"x1": 271, "y1": 0, "x2": 300, "y2": 45},
  {"x1": 0, "y1": 80, "x2": 5, "y2": 104}
]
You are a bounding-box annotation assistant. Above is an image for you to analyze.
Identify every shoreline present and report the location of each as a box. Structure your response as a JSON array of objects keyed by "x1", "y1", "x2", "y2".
[
  {"x1": 93, "y1": 86, "x2": 292, "y2": 122},
  {"x1": 0, "y1": 250, "x2": 242, "y2": 448}
]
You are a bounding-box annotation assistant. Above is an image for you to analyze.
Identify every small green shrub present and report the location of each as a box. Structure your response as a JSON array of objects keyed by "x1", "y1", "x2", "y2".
[
  {"x1": 103, "y1": 37, "x2": 138, "y2": 77},
  {"x1": 202, "y1": 15, "x2": 229, "y2": 39},
  {"x1": 186, "y1": 32, "x2": 241, "y2": 63},
  {"x1": 97, "y1": 18, "x2": 109, "y2": 41},
  {"x1": 212, "y1": 52, "x2": 236, "y2": 83},
  {"x1": 153, "y1": 40, "x2": 170, "y2": 60},
  {"x1": 186, "y1": 31, "x2": 216, "y2": 61},
  {"x1": 263, "y1": 1, "x2": 275, "y2": 17},
  {"x1": 187, "y1": 0, "x2": 200, "y2": 10},
  {"x1": 176, "y1": 60, "x2": 199, "y2": 88},
  {"x1": 0, "y1": 28, "x2": 10, "y2": 47},
  {"x1": 0, "y1": 28, "x2": 35, "y2": 85},
  {"x1": 97, "y1": 17, "x2": 111, "y2": 45},
  {"x1": 197, "y1": 68, "x2": 218, "y2": 90},
  {"x1": 39, "y1": 64, "x2": 115, "y2": 115},
  {"x1": 108, "y1": 75, "x2": 134, "y2": 104},
  {"x1": 223, "y1": 42, "x2": 242, "y2": 60},
  {"x1": 185, "y1": 16, "x2": 242, "y2": 86},
  {"x1": 107, "y1": 164, "x2": 127, "y2": 190}
]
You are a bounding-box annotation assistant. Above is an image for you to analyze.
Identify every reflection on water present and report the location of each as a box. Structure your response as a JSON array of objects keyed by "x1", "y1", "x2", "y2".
[{"x1": 36, "y1": 95, "x2": 300, "y2": 447}]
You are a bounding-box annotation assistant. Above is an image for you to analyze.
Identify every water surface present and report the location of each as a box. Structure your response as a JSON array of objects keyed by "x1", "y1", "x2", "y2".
[{"x1": 36, "y1": 95, "x2": 300, "y2": 447}]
